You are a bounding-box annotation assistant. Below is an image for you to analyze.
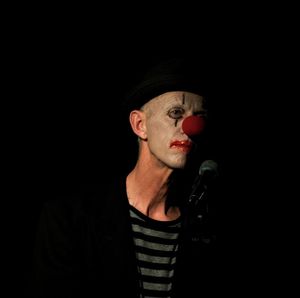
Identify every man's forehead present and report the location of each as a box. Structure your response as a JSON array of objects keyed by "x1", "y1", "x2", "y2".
[{"x1": 148, "y1": 91, "x2": 203, "y2": 108}]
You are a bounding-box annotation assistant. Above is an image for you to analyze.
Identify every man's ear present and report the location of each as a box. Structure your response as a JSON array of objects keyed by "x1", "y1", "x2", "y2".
[{"x1": 129, "y1": 110, "x2": 147, "y2": 140}]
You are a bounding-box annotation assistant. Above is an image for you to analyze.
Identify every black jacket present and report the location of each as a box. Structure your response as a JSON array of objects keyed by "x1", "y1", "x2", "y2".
[{"x1": 29, "y1": 177, "x2": 216, "y2": 297}]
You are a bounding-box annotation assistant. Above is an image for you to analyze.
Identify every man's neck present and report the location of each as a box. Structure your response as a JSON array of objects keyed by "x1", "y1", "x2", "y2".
[{"x1": 126, "y1": 163, "x2": 180, "y2": 221}]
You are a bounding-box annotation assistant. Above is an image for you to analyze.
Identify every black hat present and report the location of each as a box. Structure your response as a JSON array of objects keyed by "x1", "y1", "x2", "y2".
[{"x1": 122, "y1": 57, "x2": 209, "y2": 113}]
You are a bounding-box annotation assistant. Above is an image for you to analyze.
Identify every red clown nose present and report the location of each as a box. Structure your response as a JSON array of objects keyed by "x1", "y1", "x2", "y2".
[{"x1": 182, "y1": 115, "x2": 206, "y2": 136}]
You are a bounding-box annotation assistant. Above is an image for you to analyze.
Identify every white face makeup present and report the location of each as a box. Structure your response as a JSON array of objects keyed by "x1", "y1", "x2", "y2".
[{"x1": 142, "y1": 91, "x2": 206, "y2": 169}]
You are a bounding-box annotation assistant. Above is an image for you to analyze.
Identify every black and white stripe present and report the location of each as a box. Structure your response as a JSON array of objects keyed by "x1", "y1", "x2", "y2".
[{"x1": 129, "y1": 205, "x2": 181, "y2": 298}]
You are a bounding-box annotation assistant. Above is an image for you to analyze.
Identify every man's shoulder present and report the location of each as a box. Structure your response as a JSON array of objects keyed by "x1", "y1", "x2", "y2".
[{"x1": 41, "y1": 176, "x2": 127, "y2": 221}]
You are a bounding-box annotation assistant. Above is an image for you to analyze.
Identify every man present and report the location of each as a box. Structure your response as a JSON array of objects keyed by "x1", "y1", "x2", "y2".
[{"x1": 30, "y1": 57, "x2": 218, "y2": 297}]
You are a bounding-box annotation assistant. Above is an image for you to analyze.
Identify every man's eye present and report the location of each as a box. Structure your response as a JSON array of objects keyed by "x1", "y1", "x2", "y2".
[{"x1": 168, "y1": 108, "x2": 184, "y2": 119}]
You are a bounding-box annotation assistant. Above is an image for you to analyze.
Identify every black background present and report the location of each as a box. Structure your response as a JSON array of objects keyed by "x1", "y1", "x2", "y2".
[
  {"x1": 3, "y1": 11, "x2": 231, "y2": 296},
  {"x1": 3, "y1": 5, "x2": 287, "y2": 295}
]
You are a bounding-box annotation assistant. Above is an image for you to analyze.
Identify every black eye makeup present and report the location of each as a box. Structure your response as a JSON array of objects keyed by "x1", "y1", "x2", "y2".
[{"x1": 167, "y1": 107, "x2": 185, "y2": 120}]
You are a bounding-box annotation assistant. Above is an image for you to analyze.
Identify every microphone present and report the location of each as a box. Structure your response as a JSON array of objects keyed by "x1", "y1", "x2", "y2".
[{"x1": 188, "y1": 159, "x2": 219, "y2": 206}]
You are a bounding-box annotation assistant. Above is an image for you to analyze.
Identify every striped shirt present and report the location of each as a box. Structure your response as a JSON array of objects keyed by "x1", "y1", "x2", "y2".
[{"x1": 129, "y1": 205, "x2": 181, "y2": 298}]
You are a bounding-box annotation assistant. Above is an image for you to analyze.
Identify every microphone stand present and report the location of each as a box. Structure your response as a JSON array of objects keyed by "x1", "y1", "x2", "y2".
[{"x1": 183, "y1": 175, "x2": 210, "y2": 243}]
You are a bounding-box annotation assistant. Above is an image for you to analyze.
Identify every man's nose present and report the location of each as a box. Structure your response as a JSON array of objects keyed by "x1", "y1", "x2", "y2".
[{"x1": 182, "y1": 115, "x2": 206, "y2": 136}]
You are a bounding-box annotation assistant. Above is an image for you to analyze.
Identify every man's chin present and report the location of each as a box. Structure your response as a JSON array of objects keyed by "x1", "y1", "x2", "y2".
[{"x1": 169, "y1": 160, "x2": 187, "y2": 170}]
